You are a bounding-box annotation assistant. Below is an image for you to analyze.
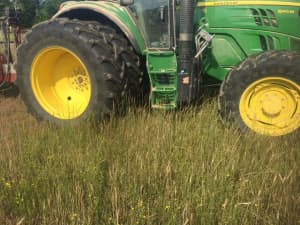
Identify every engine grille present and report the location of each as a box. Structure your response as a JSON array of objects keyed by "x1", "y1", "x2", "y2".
[
  {"x1": 251, "y1": 8, "x2": 278, "y2": 27},
  {"x1": 259, "y1": 35, "x2": 275, "y2": 50}
]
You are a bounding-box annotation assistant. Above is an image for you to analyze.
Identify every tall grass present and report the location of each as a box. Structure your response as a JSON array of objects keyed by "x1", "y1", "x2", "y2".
[{"x1": 0, "y1": 97, "x2": 299, "y2": 225}]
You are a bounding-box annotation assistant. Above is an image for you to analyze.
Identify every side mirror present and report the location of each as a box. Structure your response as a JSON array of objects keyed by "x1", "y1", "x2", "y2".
[{"x1": 120, "y1": 0, "x2": 134, "y2": 6}]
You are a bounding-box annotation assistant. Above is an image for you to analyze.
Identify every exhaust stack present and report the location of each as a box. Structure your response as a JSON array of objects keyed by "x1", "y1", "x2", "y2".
[{"x1": 178, "y1": 0, "x2": 195, "y2": 105}]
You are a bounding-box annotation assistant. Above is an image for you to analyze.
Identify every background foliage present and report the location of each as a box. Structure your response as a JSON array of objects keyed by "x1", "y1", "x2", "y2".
[{"x1": 1, "y1": 0, "x2": 67, "y2": 27}]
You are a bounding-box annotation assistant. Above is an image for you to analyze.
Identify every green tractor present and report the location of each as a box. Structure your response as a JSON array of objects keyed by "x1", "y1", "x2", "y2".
[{"x1": 16, "y1": 0, "x2": 300, "y2": 136}]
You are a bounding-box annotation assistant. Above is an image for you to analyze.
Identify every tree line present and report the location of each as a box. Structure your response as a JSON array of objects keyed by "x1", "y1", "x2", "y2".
[{"x1": 1, "y1": 0, "x2": 68, "y2": 27}]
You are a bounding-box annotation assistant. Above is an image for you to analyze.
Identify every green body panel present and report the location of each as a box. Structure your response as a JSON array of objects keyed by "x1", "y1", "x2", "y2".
[
  {"x1": 55, "y1": 1, "x2": 147, "y2": 53},
  {"x1": 204, "y1": 29, "x2": 298, "y2": 80}
]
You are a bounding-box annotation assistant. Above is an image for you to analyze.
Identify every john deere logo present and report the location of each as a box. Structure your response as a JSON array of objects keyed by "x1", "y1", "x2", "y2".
[{"x1": 278, "y1": 9, "x2": 295, "y2": 14}]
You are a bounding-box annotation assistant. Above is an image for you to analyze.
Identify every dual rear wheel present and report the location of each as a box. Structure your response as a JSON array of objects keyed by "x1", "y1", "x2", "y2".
[{"x1": 16, "y1": 18, "x2": 143, "y2": 125}]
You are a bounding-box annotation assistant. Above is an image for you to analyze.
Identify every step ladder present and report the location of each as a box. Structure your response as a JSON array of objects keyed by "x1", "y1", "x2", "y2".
[{"x1": 146, "y1": 51, "x2": 178, "y2": 109}]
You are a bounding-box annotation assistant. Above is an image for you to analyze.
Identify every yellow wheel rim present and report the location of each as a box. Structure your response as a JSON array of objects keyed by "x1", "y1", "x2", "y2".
[
  {"x1": 240, "y1": 77, "x2": 300, "y2": 136},
  {"x1": 31, "y1": 46, "x2": 91, "y2": 120}
]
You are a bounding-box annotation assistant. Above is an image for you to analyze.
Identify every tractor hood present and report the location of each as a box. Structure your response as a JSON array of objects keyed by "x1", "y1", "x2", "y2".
[{"x1": 197, "y1": 0, "x2": 300, "y2": 38}]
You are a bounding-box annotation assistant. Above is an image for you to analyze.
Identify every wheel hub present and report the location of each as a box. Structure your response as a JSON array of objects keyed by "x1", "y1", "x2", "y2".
[
  {"x1": 240, "y1": 77, "x2": 300, "y2": 136},
  {"x1": 261, "y1": 92, "x2": 283, "y2": 117},
  {"x1": 31, "y1": 46, "x2": 91, "y2": 120},
  {"x1": 70, "y1": 69, "x2": 89, "y2": 93}
]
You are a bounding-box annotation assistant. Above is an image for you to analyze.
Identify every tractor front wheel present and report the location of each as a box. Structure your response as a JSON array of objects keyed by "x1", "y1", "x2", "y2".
[
  {"x1": 219, "y1": 51, "x2": 300, "y2": 136},
  {"x1": 16, "y1": 18, "x2": 125, "y2": 125}
]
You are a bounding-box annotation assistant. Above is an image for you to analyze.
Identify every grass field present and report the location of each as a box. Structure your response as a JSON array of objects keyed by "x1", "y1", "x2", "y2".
[{"x1": 0, "y1": 96, "x2": 299, "y2": 225}]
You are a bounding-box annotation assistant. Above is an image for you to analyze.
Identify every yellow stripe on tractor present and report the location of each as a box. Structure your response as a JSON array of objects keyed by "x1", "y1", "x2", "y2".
[{"x1": 197, "y1": 1, "x2": 300, "y2": 7}]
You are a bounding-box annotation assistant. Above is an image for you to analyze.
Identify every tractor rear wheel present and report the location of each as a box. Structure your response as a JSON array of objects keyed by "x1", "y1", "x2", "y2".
[
  {"x1": 81, "y1": 20, "x2": 146, "y2": 103},
  {"x1": 16, "y1": 18, "x2": 125, "y2": 125},
  {"x1": 219, "y1": 51, "x2": 300, "y2": 136}
]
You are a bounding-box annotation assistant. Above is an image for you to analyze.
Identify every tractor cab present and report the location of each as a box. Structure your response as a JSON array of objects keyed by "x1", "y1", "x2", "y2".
[
  {"x1": 126, "y1": 0, "x2": 204, "y2": 108},
  {"x1": 128, "y1": 0, "x2": 171, "y2": 49}
]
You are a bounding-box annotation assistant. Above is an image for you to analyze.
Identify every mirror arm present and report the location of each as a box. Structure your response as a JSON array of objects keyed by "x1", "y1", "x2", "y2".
[{"x1": 120, "y1": 0, "x2": 134, "y2": 6}]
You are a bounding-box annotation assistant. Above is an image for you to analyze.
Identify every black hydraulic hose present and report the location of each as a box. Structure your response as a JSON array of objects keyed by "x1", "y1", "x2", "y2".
[{"x1": 178, "y1": 0, "x2": 195, "y2": 104}]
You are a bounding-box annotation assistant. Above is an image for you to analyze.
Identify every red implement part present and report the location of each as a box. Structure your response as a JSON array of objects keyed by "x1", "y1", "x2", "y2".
[{"x1": 0, "y1": 54, "x2": 16, "y2": 84}]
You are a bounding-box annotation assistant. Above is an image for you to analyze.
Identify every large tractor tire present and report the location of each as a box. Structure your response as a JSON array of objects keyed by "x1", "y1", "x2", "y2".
[
  {"x1": 16, "y1": 18, "x2": 125, "y2": 125},
  {"x1": 219, "y1": 50, "x2": 300, "y2": 136},
  {"x1": 81, "y1": 21, "x2": 146, "y2": 101}
]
